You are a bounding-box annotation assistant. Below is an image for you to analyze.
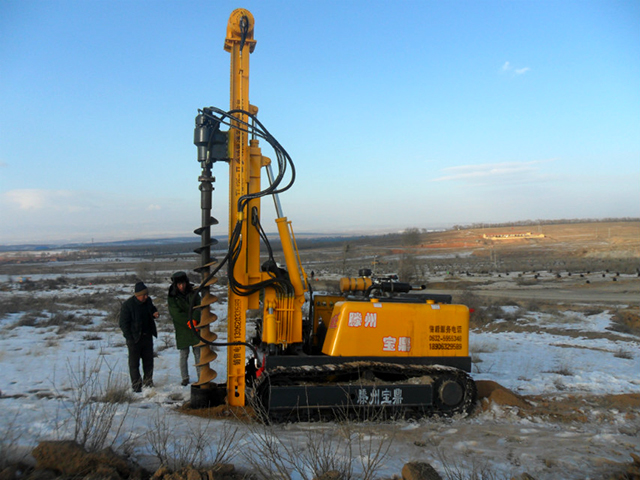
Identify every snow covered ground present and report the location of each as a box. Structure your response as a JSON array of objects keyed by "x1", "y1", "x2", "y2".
[{"x1": 0, "y1": 273, "x2": 639, "y2": 479}]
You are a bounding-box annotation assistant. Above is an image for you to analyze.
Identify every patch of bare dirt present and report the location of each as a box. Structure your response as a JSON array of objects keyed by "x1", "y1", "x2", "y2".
[
  {"x1": 11, "y1": 441, "x2": 246, "y2": 480},
  {"x1": 176, "y1": 403, "x2": 256, "y2": 422},
  {"x1": 475, "y1": 380, "x2": 640, "y2": 426},
  {"x1": 611, "y1": 307, "x2": 640, "y2": 336},
  {"x1": 31, "y1": 440, "x2": 147, "y2": 479}
]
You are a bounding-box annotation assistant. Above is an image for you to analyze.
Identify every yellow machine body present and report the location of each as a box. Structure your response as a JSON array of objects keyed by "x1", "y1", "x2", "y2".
[{"x1": 321, "y1": 298, "x2": 469, "y2": 358}]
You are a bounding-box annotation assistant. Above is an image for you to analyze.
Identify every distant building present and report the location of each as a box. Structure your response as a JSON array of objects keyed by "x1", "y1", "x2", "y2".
[{"x1": 483, "y1": 232, "x2": 545, "y2": 240}]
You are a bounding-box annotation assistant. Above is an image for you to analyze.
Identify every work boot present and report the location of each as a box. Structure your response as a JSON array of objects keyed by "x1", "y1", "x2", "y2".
[
  {"x1": 132, "y1": 382, "x2": 142, "y2": 393},
  {"x1": 143, "y1": 379, "x2": 154, "y2": 388},
  {"x1": 181, "y1": 378, "x2": 190, "y2": 386}
]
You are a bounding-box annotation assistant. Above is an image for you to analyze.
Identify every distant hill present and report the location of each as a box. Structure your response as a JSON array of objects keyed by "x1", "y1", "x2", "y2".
[{"x1": 1, "y1": 218, "x2": 638, "y2": 254}]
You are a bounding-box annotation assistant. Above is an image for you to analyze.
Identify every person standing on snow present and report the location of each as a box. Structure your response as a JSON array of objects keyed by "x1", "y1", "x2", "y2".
[
  {"x1": 167, "y1": 271, "x2": 202, "y2": 386},
  {"x1": 119, "y1": 281, "x2": 159, "y2": 392}
]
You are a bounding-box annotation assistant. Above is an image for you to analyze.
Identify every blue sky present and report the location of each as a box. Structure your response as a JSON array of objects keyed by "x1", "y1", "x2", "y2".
[{"x1": 1, "y1": 0, "x2": 638, "y2": 244}]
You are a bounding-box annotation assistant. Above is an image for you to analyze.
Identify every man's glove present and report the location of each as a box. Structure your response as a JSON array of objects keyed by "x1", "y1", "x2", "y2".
[{"x1": 188, "y1": 319, "x2": 199, "y2": 331}]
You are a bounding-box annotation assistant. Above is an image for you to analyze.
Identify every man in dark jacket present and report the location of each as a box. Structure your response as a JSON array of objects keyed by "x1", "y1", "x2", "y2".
[
  {"x1": 167, "y1": 271, "x2": 201, "y2": 386},
  {"x1": 119, "y1": 281, "x2": 159, "y2": 392}
]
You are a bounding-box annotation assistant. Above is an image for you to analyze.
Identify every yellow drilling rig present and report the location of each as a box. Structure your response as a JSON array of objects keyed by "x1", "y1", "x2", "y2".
[{"x1": 189, "y1": 9, "x2": 476, "y2": 421}]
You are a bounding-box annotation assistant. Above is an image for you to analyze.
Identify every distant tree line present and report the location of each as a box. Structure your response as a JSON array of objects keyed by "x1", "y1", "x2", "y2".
[{"x1": 452, "y1": 217, "x2": 639, "y2": 231}]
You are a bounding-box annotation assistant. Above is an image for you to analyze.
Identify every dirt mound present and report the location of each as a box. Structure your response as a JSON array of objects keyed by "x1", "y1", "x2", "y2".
[
  {"x1": 26, "y1": 441, "x2": 244, "y2": 480},
  {"x1": 151, "y1": 464, "x2": 242, "y2": 480},
  {"x1": 177, "y1": 403, "x2": 256, "y2": 422},
  {"x1": 31, "y1": 441, "x2": 145, "y2": 479},
  {"x1": 602, "y1": 393, "x2": 640, "y2": 410},
  {"x1": 475, "y1": 381, "x2": 640, "y2": 424},
  {"x1": 475, "y1": 380, "x2": 531, "y2": 410}
]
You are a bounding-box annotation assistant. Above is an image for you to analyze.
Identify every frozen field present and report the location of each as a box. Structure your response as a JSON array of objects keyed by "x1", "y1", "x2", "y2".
[{"x1": 0, "y1": 259, "x2": 639, "y2": 479}]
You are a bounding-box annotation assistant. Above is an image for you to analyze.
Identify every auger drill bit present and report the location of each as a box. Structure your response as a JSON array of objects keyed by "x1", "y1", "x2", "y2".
[{"x1": 191, "y1": 111, "x2": 227, "y2": 394}]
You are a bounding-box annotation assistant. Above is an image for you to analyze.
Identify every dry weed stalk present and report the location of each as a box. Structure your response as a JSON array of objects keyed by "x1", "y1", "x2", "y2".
[
  {"x1": 435, "y1": 446, "x2": 510, "y2": 480},
  {"x1": 0, "y1": 412, "x2": 28, "y2": 469},
  {"x1": 54, "y1": 355, "x2": 131, "y2": 452},
  {"x1": 145, "y1": 408, "x2": 239, "y2": 470},
  {"x1": 241, "y1": 395, "x2": 394, "y2": 480}
]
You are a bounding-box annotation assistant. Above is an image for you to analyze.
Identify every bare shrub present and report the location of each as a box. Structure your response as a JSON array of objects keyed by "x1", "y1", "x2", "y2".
[
  {"x1": 522, "y1": 298, "x2": 542, "y2": 312},
  {"x1": 0, "y1": 413, "x2": 28, "y2": 469},
  {"x1": 545, "y1": 361, "x2": 574, "y2": 377},
  {"x1": 156, "y1": 333, "x2": 175, "y2": 352},
  {"x1": 241, "y1": 400, "x2": 393, "y2": 480},
  {"x1": 610, "y1": 308, "x2": 640, "y2": 336},
  {"x1": 54, "y1": 356, "x2": 132, "y2": 452},
  {"x1": 63, "y1": 292, "x2": 116, "y2": 310},
  {"x1": 44, "y1": 312, "x2": 91, "y2": 334},
  {"x1": 42, "y1": 276, "x2": 69, "y2": 290},
  {"x1": 433, "y1": 445, "x2": 513, "y2": 480},
  {"x1": 145, "y1": 409, "x2": 238, "y2": 470},
  {"x1": 0, "y1": 296, "x2": 24, "y2": 317},
  {"x1": 296, "y1": 429, "x2": 352, "y2": 479},
  {"x1": 100, "y1": 381, "x2": 136, "y2": 405},
  {"x1": 614, "y1": 348, "x2": 634, "y2": 360},
  {"x1": 398, "y1": 253, "x2": 419, "y2": 282},
  {"x1": 18, "y1": 279, "x2": 38, "y2": 291},
  {"x1": 515, "y1": 277, "x2": 538, "y2": 286},
  {"x1": 240, "y1": 420, "x2": 296, "y2": 479},
  {"x1": 470, "y1": 340, "x2": 499, "y2": 354},
  {"x1": 458, "y1": 291, "x2": 503, "y2": 328},
  {"x1": 401, "y1": 227, "x2": 422, "y2": 246},
  {"x1": 14, "y1": 311, "x2": 39, "y2": 327},
  {"x1": 342, "y1": 424, "x2": 394, "y2": 480},
  {"x1": 102, "y1": 300, "x2": 124, "y2": 330}
]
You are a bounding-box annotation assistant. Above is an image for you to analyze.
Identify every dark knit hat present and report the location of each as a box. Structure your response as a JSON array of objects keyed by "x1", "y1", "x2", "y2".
[
  {"x1": 171, "y1": 271, "x2": 189, "y2": 283},
  {"x1": 134, "y1": 281, "x2": 148, "y2": 296}
]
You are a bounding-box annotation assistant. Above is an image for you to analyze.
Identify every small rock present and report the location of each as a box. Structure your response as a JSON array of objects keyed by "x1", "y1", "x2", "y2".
[
  {"x1": 152, "y1": 466, "x2": 171, "y2": 480},
  {"x1": 23, "y1": 470, "x2": 58, "y2": 480},
  {"x1": 93, "y1": 447, "x2": 134, "y2": 477},
  {"x1": 511, "y1": 474, "x2": 536, "y2": 480},
  {"x1": 206, "y1": 464, "x2": 236, "y2": 480},
  {"x1": 84, "y1": 465, "x2": 122, "y2": 480},
  {"x1": 185, "y1": 465, "x2": 203, "y2": 480},
  {"x1": 0, "y1": 466, "x2": 19, "y2": 480},
  {"x1": 402, "y1": 461, "x2": 442, "y2": 480},
  {"x1": 313, "y1": 471, "x2": 345, "y2": 480}
]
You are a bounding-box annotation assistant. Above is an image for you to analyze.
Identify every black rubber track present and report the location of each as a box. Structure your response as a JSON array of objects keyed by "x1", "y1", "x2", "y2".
[{"x1": 250, "y1": 361, "x2": 477, "y2": 423}]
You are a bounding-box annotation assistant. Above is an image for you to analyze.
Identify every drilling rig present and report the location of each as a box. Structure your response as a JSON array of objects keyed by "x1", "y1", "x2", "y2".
[{"x1": 189, "y1": 8, "x2": 476, "y2": 421}]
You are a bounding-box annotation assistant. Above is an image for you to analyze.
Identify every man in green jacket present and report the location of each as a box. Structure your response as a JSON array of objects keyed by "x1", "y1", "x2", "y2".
[
  {"x1": 167, "y1": 271, "x2": 201, "y2": 386},
  {"x1": 119, "y1": 281, "x2": 159, "y2": 392}
]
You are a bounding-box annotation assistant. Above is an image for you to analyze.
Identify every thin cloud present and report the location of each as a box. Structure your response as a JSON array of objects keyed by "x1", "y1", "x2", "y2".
[
  {"x1": 0, "y1": 189, "x2": 195, "y2": 244},
  {"x1": 4, "y1": 189, "x2": 49, "y2": 210},
  {"x1": 501, "y1": 61, "x2": 531, "y2": 76},
  {"x1": 432, "y1": 160, "x2": 555, "y2": 183}
]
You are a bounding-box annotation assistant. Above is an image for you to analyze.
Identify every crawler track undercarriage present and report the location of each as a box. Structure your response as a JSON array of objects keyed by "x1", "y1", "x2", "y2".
[{"x1": 250, "y1": 360, "x2": 477, "y2": 423}]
